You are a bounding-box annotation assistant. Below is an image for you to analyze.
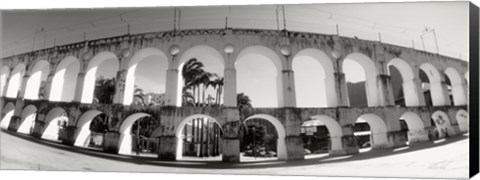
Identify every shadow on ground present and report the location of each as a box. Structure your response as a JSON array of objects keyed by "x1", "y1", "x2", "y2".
[{"x1": 0, "y1": 129, "x2": 469, "y2": 170}]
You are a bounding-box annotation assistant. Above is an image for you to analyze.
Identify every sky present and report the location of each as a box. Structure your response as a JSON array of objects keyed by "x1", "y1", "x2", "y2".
[{"x1": 0, "y1": 1, "x2": 471, "y2": 107}]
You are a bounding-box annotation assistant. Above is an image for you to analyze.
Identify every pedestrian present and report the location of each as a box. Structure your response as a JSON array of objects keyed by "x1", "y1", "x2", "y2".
[{"x1": 136, "y1": 143, "x2": 141, "y2": 156}]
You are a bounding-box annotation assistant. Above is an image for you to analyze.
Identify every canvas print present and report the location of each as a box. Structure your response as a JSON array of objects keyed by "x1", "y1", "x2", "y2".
[{"x1": 0, "y1": 1, "x2": 472, "y2": 179}]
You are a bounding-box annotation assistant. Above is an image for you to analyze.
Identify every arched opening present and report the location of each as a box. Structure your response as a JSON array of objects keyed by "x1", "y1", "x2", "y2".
[
  {"x1": 292, "y1": 49, "x2": 336, "y2": 107},
  {"x1": 118, "y1": 113, "x2": 158, "y2": 155},
  {"x1": 302, "y1": 115, "x2": 343, "y2": 156},
  {"x1": 419, "y1": 63, "x2": 446, "y2": 106},
  {"x1": 343, "y1": 53, "x2": 379, "y2": 107},
  {"x1": 399, "y1": 112, "x2": 428, "y2": 143},
  {"x1": 41, "y1": 107, "x2": 68, "y2": 141},
  {"x1": 0, "y1": 102, "x2": 15, "y2": 129},
  {"x1": 123, "y1": 48, "x2": 168, "y2": 106},
  {"x1": 445, "y1": 68, "x2": 468, "y2": 106},
  {"x1": 240, "y1": 118, "x2": 278, "y2": 160},
  {"x1": 431, "y1": 111, "x2": 453, "y2": 139},
  {"x1": 24, "y1": 60, "x2": 50, "y2": 100},
  {"x1": 387, "y1": 58, "x2": 418, "y2": 107},
  {"x1": 17, "y1": 105, "x2": 38, "y2": 134},
  {"x1": 50, "y1": 56, "x2": 80, "y2": 102},
  {"x1": 242, "y1": 114, "x2": 287, "y2": 161},
  {"x1": 81, "y1": 52, "x2": 119, "y2": 104},
  {"x1": 236, "y1": 46, "x2": 283, "y2": 108},
  {"x1": 0, "y1": 66, "x2": 10, "y2": 97},
  {"x1": 177, "y1": 45, "x2": 225, "y2": 107},
  {"x1": 6, "y1": 63, "x2": 26, "y2": 98},
  {"x1": 455, "y1": 109, "x2": 468, "y2": 133},
  {"x1": 74, "y1": 110, "x2": 105, "y2": 148},
  {"x1": 354, "y1": 114, "x2": 389, "y2": 150},
  {"x1": 175, "y1": 114, "x2": 223, "y2": 160}
]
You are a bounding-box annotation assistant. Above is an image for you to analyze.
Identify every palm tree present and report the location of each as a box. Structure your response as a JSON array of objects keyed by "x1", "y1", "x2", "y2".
[
  {"x1": 237, "y1": 93, "x2": 253, "y2": 111},
  {"x1": 133, "y1": 85, "x2": 145, "y2": 106},
  {"x1": 182, "y1": 58, "x2": 205, "y2": 106},
  {"x1": 93, "y1": 76, "x2": 116, "y2": 104}
]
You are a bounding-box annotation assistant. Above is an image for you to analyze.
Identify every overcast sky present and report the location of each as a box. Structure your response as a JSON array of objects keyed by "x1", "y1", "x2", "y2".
[{"x1": 0, "y1": 1, "x2": 471, "y2": 107}]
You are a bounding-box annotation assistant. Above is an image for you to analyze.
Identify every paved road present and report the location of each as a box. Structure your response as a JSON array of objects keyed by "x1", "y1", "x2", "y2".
[{"x1": 0, "y1": 130, "x2": 469, "y2": 179}]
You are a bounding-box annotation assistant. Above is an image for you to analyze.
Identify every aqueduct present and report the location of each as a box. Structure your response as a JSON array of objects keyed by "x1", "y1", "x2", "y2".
[{"x1": 0, "y1": 28, "x2": 469, "y2": 162}]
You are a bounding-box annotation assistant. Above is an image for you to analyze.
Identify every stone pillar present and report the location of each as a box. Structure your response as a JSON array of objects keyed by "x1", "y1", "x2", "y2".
[
  {"x1": 157, "y1": 107, "x2": 179, "y2": 161},
  {"x1": 329, "y1": 125, "x2": 359, "y2": 156},
  {"x1": 157, "y1": 135, "x2": 177, "y2": 161},
  {"x1": 221, "y1": 108, "x2": 241, "y2": 162},
  {"x1": 386, "y1": 130, "x2": 407, "y2": 148},
  {"x1": 12, "y1": 75, "x2": 29, "y2": 118},
  {"x1": 103, "y1": 131, "x2": 120, "y2": 153},
  {"x1": 0, "y1": 76, "x2": 10, "y2": 97},
  {"x1": 7, "y1": 115, "x2": 21, "y2": 132},
  {"x1": 450, "y1": 82, "x2": 468, "y2": 106},
  {"x1": 113, "y1": 69, "x2": 127, "y2": 104},
  {"x1": 402, "y1": 78, "x2": 426, "y2": 106},
  {"x1": 377, "y1": 74, "x2": 395, "y2": 106},
  {"x1": 278, "y1": 70, "x2": 296, "y2": 107},
  {"x1": 43, "y1": 73, "x2": 55, "y2": 100},
  {"x1": 284, "y1": 135, "x2": 304, "y2": 160},
  {"x1": 17, "y1": 75, "x2": 29, "y2": 99},
  {"x1": 223, "y1": 68, "x2": 236, "y2": 107},
  {"x1": 429, "y1": 81, "x2": 450, "y2": 106},
  {"x1": 73, "y1": 72, "x2": 86, "y2": 103},
  {"x1": 333, "y1": 72, "x2": 350, "y2": 107},
  {"x1": 364, "y1": 74, "x2": 393, "y2": 107},
  {"x1": 407, "y1": 128, "x2": 430, "y2": 144},
  {"x1": 164, "y1": 69, "x2": 179, "y2": 106},
  {"x1": 60, "y1": 126, "x2": 76, "y2": 145}
]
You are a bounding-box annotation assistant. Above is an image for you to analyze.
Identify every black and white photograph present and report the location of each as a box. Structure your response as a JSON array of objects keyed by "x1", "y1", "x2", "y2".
[{"x1": 0, "y1": 0, "x2": 477, "y2": 180}]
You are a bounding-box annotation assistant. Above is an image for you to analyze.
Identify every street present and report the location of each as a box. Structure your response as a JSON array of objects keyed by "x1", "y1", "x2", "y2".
[{"x1": 0, "y1": 129, "x2": 469, "y2": 179}]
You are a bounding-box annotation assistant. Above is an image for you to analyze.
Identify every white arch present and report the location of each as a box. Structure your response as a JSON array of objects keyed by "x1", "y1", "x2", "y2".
[
  {"x1": 431, "y1": 111, "x2": 453, "y2": 138},
  {"x1": 123, "y1": 48, "x2": 168, "y2": 105},
  {"x1": 236, "y1": 45, "x2": 283, "y2": 72},
  {"x1": 235, "y1": 46, "x2": 284, "y2": 107},
  {"x1": 74, "y1": 110, "x2": 103, "y2": 147},
  {"x1": 306, "y1": 115, "x2": 343, "y2": 152},
  {"x1": 419, "y1": 63, "x2": 447, "y2": 106},
  {"x1": 0, "y1": 102, "x2": 16, "y2": 129},
  {"x1": 81, "y1": 52, "x2": 118, "y2": 103},
  {"x1": 0, "y1": 66, "x2": 10, "y2": 97},
  {"x1": 293, "y1": 48, "x2": 337, "y2": 107},
  {"x1": 344, "y1": 53, "x2": 381, "y2": 107},
  {"x1": 245, "y1": 114, "x2": 287, "y2": 160},
  {"x1": 387, "y1": 58, "x2": 421, "y2": 106},
  {"x1": 445, "y1": 68, "x2": 468, "y2": 105},
  {"x1": 6, "y1": 63, "x2": 26, "y2": 98},
  {"x1": 175, "y1": 114, "x2": 223, "y2": 160},
  {"x1": 118, "y1": 113, "x2": 151, "y2": 155},
  {"x1": 455, "y1": 109, "x2": 469, "y2": 133},
  {"x1": 356, "y1": 114, "x2": 389, "y2": 148},
  {"x1": 400, "y1": 112, "x2": 428, "y2": 143},
  {"x1": 176, "y1": 45, "x2": 226, "y2": 106},
  {"x1": 50, "y1": 56, "x2": 80, "y2": 102},
  {"x1": 41, "y1": 107, "x2": 67, "y2": 141},
  {"x1": 24, "y1": 60, "x2": 50, "y2": 100},
  {"x1": 17, "y1": 105, "x2": 38, "y2": 134}
]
